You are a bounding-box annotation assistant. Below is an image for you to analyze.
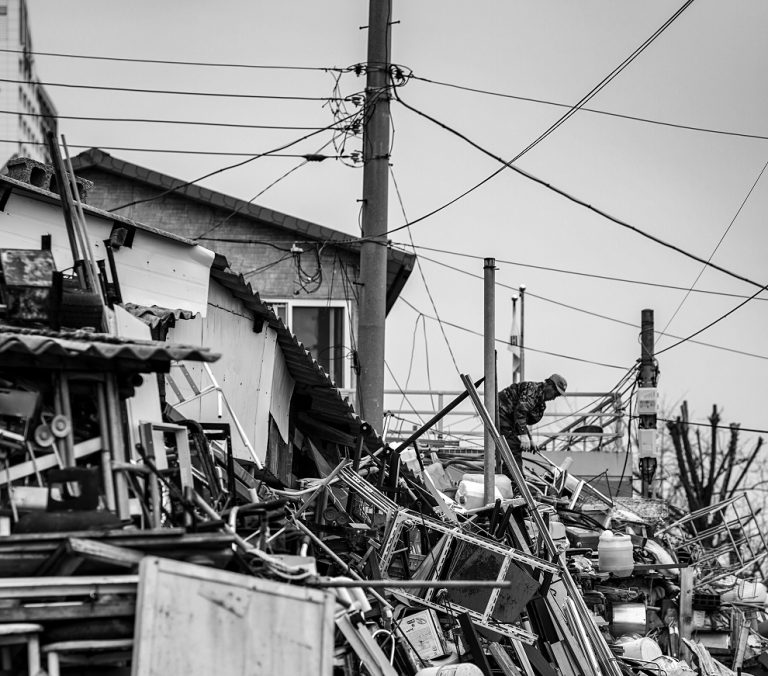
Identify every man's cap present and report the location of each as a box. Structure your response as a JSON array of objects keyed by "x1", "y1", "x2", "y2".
[{"x1": 548, "y1": 373, "x2": 567, "y2": 395}]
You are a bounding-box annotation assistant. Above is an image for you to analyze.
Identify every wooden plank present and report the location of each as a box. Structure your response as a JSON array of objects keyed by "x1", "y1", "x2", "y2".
[
  {"x1": 0, "y1": 599, "x2": 136, "y2": 622},
  {"x1": 0, "y1": 575, "x2": 137, "y2": 599},
  {"x1": 1, "y1": 437, "x2": 101, "y2": 484},
  {"x1": 679, "y1": 568, "x2": 695, "y2": 665},
  {"x1": 132, "y1": 557, "x2": 335, "y2": 676},
  {"x1": 67, "y1": 538, "x2": 145, "y2": 568}
]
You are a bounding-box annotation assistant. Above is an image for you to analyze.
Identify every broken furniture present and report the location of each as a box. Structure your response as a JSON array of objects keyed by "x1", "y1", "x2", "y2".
[{"x1": 0, "y1": 623, "x2": 42, "y2": 676}]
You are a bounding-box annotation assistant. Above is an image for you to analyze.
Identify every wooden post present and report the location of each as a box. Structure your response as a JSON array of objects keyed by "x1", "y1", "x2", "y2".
[{"x1": 679, "y1": 567, "x2": 694, "y2": 665}]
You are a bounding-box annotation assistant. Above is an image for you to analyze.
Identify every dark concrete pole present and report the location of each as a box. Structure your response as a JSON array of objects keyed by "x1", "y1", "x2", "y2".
[
  {"x1": 639, "y1": 308, "x2": 658, "y2": 497},
  {"x1": 519, "y1": 285, "x2": 526, "y2": 382},
  {"x1": 484, "y1": 258, "x2": 497, "y2": 504},
  {"x1": 358, "y1": 0, "x2": 392, "y2": 432}
]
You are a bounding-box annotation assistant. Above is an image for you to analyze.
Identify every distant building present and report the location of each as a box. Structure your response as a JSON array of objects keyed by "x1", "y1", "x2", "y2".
[{"x1": 0, "y1": 0, "x2": 57, "y2": 166}]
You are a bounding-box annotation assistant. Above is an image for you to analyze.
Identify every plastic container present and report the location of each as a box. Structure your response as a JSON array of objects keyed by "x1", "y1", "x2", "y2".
[
  {"x1": 400, "y1": 448, "x2": 422, "y2": 475},
  {"x1": 617, "y1": 636, "x2": 662, "y2": 661},
  {"x1": 455, "y1": 480, "x2": 488, "y2": 510},
  {"x1": 598, "y1": 531, "x2": 633, "y2": 577},
  {"x1": 549, "y1": 516, "x2": 568, "y2": 552},
  {"x1": 460, "y1": 473, "x2": 514, "y2": 499}
]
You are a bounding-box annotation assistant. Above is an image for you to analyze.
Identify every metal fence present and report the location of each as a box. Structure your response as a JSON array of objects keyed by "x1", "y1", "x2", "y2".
[{"x1": 379, "y1": 389, "x2": 626, "y2": 453}]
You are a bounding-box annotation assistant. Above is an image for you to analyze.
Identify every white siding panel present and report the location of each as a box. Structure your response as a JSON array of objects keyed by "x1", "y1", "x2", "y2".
[
  {"x1": 168, "y1": 281, "x2": 276, "y2": 462},
  {"x1": 0, "y1": 192, "x2": 213, "y2": 316}
]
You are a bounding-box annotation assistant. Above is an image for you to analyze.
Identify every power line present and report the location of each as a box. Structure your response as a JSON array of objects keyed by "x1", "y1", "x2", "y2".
[
  {"x1": 508, "y1": 0, "x2": 696, "y2": 162},
  {"x1": 0, "y1": 108, "x2": 344, "y2": 132},
  {"x1": 106, "y1": 109, "x2": 363, "y2": 212},
  {"x1": 389, "y1": 166, "x2": 461, "y2": 374},
  {"x1": 414, "y1": 250, "x2": 768, "y2": 362},
  {"x1": 399, "y1": 296, "x2": 627, "y2": 370},
  {"x1": 409, "y1": 77, "x2": 768, "y2": 143},
  {"x1": 0, "y1": 77, "x2": 343, "y2": 102},
  {"x1": 383, "y1": 0, "x2": 695, "y2": 234},
  {"x1": 648, "y1": 417, "x2": 768, "y2": 436},
  {"x1": 195, "y1": 138, "x2": 335, "y2": 241},
  {"x1": 0, "y1": 138, "x2": 348, "y2": 158},
  {"x1": 0, "y1": 47, "x2": 338, "y2": 72},
  {"x1": 656, "y1": 282, "x2": 768, "y2": 356},
  {"x1": 391, "y1": 241, "x2": 767, "y2": 303},
  {"x1": 657, "y1": 158, "x2": 768, "y2": 344},
  {"x1": 392, "y1": 95, "x2": 768, "y2": 293}
]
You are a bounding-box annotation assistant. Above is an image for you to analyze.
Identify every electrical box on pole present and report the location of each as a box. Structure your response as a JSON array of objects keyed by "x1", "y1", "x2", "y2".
[{"x1": 637, "y1": 309, "x2": 658, "y2": 497}]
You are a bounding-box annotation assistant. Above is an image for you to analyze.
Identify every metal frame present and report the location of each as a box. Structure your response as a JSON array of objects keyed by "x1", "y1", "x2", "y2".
[
  {"x1": 658, "y1": 492, "x2": 768, "y2": 583},
  {"x1": 377, "y1": 509, "x2": 556, "y2": 643}
]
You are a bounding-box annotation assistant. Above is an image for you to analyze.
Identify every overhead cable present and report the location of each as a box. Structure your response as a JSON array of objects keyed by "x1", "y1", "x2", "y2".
[
  {"x1": 656, "y1": 158, "x2": 768, "y2": 342},
  {"x1": 1, "y1": 108, "x2": 344, "y2": 132},
  {"x1": 391, "y1": 241, "x2": 767, "y2": 303},
  {"x1": 0, "y1": 76, "x2": 343, "y2": 101},
  {"x1": 393, "y1": 95, "x2": 768, "y2": 293},
  {"x1": 407, "y1": 80, "x2": 768, "y2": 143},
  {"x1": 0, "y1": 138, "x2": 348, "y2": 158},
  {"x1": 642, "y1": 417, "x2": 767, "y2": 436},
  {"x1": 0, "y1": 47, "x2": 338, "y2": 71},
  {"x1": 398, "y1": 297, "x2": 627, "y2": 370},
  {"x1": 415, "y1": 251, "x2": 768, "y2": 362},
  {"x1": 106, "y1": 108, "x2": 363, "y2": 212},
  {"x1": 195, "y1": 137, "x2": 336, "y2": 241},
  {"x1": 506, "y1": 0, "x2": 696, "y2": 162},
  {"x1": 390, "y1": 166, "x2": 461, "y2": 374},
  {"x1": 655, "y1": 282, "x2": 768, "y2": 356}
]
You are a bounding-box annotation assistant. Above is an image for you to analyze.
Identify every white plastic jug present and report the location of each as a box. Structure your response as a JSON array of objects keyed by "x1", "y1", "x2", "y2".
[
  {"x1": 598, "y1": 531, "x2": 633, "y2": 577},
  {"x1": 460, "y1": 473, "x2": 513, "y2": 499},
  {"x1": 455, "y1": 480, "x2": 488, "y2": 510}
]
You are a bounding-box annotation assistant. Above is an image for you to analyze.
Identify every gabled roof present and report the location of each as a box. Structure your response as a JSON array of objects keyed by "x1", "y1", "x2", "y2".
[{"x1": 70, "y1": 148, "x2": 415, "y2": 313}]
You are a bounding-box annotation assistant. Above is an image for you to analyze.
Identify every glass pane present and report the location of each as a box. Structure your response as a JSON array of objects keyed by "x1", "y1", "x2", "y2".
[{"x1": 292, "y1": 306, "x2": 345, "y2": 386}]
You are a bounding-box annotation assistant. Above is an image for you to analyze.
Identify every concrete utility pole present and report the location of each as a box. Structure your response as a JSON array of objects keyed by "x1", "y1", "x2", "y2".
[
  {"x1": 519, "y1": 285, "x2": 526, "y2": 382},
  {"x1": 638, "y1": 309, "x2": 658, "y2": 497},
  {"x1": 484, "y1": 258, "x2": 497, "y2": 504},
  {"x1": 358, "y1": 0, "x2": 392, "y2": 432}
]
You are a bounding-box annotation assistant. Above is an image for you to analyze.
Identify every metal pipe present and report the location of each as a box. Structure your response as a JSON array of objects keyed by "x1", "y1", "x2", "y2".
[
  {"x1": 310, "y1": 579, "x2": 514, "y2": 589},
  {"x1": 291, "y1": 517, "x2": 392, "y2": 609},
  {"x1": 484, "y1": 258, "x2": 496, "y2": 504},
  {"x1": 391, "y1": 377, "x2": 484, "y2": 455}
]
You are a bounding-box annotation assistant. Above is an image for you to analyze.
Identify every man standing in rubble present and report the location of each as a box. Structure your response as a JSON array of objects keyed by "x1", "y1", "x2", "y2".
[{"x1": 498, "y1": 374, "x2": 567, "y2": 466}]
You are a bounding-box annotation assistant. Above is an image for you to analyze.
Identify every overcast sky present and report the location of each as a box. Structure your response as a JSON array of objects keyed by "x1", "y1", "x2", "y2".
[{"x1": 23, "y1": 1, "x2": 768, "y2": 453}]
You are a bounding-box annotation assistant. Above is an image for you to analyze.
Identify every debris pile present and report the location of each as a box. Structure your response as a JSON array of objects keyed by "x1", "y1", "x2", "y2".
[{"x1": 1, "y1": 241, "x2": 768, "y2": 675}]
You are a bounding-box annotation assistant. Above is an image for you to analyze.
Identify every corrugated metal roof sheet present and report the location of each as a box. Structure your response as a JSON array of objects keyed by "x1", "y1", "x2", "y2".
[{"x1": 0, "y1": 325, "x2": 219, "y2": 372}]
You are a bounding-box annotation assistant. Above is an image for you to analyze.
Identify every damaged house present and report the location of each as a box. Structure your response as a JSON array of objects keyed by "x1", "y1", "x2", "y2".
[{"x1": 68, "y1": 148, "x2": 415, "y2": 397}]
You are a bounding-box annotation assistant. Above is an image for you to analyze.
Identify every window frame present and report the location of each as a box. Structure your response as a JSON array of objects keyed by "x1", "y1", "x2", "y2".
[{"x1": 265, "y1": 298, "x2": 354, "y2": 389}]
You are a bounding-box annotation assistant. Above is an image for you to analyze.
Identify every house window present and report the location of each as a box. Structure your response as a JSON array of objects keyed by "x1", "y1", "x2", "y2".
[{"x1": 266, "y1": 300, "x2": 351, "y2": 388}]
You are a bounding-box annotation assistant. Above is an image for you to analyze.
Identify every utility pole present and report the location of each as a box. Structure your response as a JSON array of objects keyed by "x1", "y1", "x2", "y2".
[
  {"x1": 484, "y1": 258, "x2": 497, "y2": 505},
  {"x1": 510, "y1": 295, "x2": 519, "y2": 383},
  {"x1": 637, "y1": 309, "x2": 658, "y2": 497},
  {"x1": 357, "y1": 0, "x2": 392, "y2": 432},
  {"x1": 519, "y1": 285, "x2": 526, "y2": 382}
]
